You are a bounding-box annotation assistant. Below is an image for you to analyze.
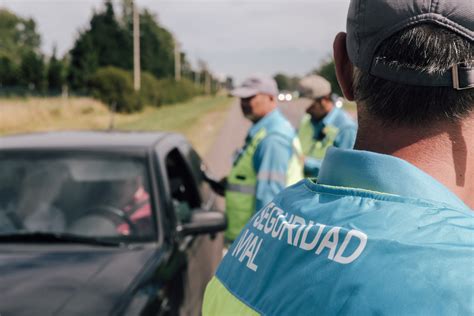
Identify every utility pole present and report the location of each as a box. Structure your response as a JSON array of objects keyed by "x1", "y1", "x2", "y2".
[
  {"x1": 133, "y1": 1, "x2": 141, "y2": 91},
  {"x1": 174, "y1": 38, "x2": 181, "y2": 81},
  {"x1": 194, "y1": 71, "x2": 200, "y2": 87},
  {"x1": 205, "y1": 71, "x2": 211, "y2": 95}
]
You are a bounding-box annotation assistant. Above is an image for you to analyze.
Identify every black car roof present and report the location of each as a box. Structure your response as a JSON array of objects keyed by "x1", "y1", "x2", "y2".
[{"x1": 0, "y1": 131, "x2": 180, "y2": 150}]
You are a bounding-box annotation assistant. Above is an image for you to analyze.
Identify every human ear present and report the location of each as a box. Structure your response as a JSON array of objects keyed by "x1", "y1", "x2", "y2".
[{"x1": 333, "y1": 32, "x2": 355, "y2": 101}]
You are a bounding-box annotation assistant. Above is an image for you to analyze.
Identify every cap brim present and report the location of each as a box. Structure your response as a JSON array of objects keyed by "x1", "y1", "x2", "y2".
[{"x1": 231, "y1": 87, "x2": 258, "y2": 98}]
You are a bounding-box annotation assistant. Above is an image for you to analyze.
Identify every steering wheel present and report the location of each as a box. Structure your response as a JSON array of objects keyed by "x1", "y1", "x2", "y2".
[{"x1": 78, "y1": 205, "x2": 138, "y2": 236}]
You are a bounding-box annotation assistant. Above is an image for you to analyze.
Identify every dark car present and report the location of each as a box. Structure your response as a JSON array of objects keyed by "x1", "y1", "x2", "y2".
[{"x1": 0, "y1": 131, "x2": 226, "y2": 316}]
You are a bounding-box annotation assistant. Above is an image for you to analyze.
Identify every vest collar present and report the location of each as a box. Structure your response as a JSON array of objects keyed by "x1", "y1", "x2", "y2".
[
  {"x1": 312, "y1": 106, "x2": 340, "y2": 127},
  {"x1": 248, "y1": 109, "x2": 281, "y2": 139},
  {"x1": 317, "y1": 148, "x2": 471, "y2": 211}
]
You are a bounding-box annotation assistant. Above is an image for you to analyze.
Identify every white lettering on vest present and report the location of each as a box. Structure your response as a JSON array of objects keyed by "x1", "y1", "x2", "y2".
[
  {"x1": 291, "y1": 215, "x2": 307, "y2": 246},
  {"x1": 253, "y1": 203, "x2": 273, "y2": 230},
  {"x1": 315, "y1": 227, "x2": 340, "y2": 260},
  {"x1": 264, "y1": 207, "x2": 282, "y2": 234},
  {"x1": 235, "y1": 204, "x2": 368, "y2": 266},
  {"x1": 271, "y1": 212, "x2": 287, "y2": 238},
  {"x1": 231, "y1": 228, "x2": 263, "y2": 272},
  {"x1": 278, "y1": 214, "x2": 296, "y2": 244},
  {"x1": 299, "y1": 222, "x2": 326, "y2": 251},
  {"x1": 333, "y1": 229, "x2": 368, "y2": 264},
  {"x1": 232, "y1": 229, "x2": 251, "y2": 257}
]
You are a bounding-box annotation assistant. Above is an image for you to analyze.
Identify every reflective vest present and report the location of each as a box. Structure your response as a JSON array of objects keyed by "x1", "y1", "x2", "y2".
[
  {"x1": 298, "y1": 114, "x2": 339, "y2": 160},
  {"x1": 204, "y1": 179, "x2": 474, "y2": 315},
  {"x1": 224, "y1": 128, "x2": 303, "y2": 242}
]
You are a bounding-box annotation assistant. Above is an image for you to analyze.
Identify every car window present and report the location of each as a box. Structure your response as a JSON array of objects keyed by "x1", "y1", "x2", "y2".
[
  {"x1": 0, "y1": 152, "x2": 156, "y2": 241},
  {"x1": 187, "y1": 148, "x2": 214, "y2": 211},
  {"x1": 164, "y1": 149, "x2": 200, "y2": 224}
]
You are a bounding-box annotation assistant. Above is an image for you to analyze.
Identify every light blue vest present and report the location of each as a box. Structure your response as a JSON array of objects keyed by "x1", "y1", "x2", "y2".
[{"x1": 204, "y1": 149, "x2": 473, "y2": 315}]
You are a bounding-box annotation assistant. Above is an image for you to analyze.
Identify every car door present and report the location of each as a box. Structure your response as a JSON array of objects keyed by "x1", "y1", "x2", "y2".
[{"x1": 155, "y1": 136, "x2": 223, "y2": 315}]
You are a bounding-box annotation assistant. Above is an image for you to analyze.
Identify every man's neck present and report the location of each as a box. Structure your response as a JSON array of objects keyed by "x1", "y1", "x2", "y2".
[
  {"x1": 250, "y1": 107, "x2": 276, "y2": 123},
  {"x1": 355, "y1": 112, "x2": 474, "y2": 209}
]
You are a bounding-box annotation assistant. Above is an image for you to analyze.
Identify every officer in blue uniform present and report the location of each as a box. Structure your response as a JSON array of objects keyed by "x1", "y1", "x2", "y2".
[
  {"x1": 222, "y1": 75, "x2": 303, "y2": 243},
  {"x1": 203, "y1": 0, "x2": 474, "y2": 314},
  {"x1": 298, "y1": 75, "x2": 357, "y2": 177}
]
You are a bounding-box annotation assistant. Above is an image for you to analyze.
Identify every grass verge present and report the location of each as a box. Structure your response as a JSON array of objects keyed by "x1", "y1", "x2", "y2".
[
  {"x1": 118, "y1": 96, "x2": 233, "y2": 155},
  {"x1": 0, "y1": 95, "x2": 233, "y2": 155}
]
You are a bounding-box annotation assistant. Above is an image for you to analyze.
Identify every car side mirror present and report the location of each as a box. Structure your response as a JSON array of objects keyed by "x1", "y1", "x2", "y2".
[{"x1": 177, "y1": 209, "x2": 226, "y2": 236}]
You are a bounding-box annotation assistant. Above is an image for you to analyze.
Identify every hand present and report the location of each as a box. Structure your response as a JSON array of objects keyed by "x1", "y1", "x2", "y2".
[{"x1": 205, "y1": 176, "x2": 227, "y2": 196}]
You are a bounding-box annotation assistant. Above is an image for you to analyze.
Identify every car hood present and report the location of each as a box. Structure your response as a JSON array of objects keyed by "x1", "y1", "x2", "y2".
[{"x1": 0, "y1": 244, "x2": 164, "y2": 316}]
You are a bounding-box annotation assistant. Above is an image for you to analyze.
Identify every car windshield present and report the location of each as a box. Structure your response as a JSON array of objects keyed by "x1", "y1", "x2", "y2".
[{"x1": 0, "y1": 152, "x2": 156, "y2": 242}]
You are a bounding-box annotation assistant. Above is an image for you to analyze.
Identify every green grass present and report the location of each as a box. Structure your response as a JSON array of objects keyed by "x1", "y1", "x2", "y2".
[
  {"x1": 118, "y1": 95, "x2": 232, "y2": 132},
  {"x1": 118, "y1": 95, "x2": 234, "y2": 155},
  {"x1": 0, "y1": 95, "x2": 234, "y2": 155}
]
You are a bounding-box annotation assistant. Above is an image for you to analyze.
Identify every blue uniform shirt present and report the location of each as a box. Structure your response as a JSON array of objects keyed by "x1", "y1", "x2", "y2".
[
  {"x1": 304, "y1": 107, "x2": 357, "y2": 176},
  {"x1": 237, "y1": 109, "x2": 298, "y2": 213},
  {"x1": 209, "y1": 148, "x2": 473, "y2": 315}
]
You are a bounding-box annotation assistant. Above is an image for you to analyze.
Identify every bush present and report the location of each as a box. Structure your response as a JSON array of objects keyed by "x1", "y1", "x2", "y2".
[
  {"x1": 89, "y1": 66, "x2": 142, "y2": 113},
  {"x1": 140, "y1": 72, "x2": 162, "y2": 107},
  {"x1": 157, "y1": 78, "x2": 203, "y2": 105},
  {"x1": 140, "y1": 75, "x2": 204, "y2": 107}
]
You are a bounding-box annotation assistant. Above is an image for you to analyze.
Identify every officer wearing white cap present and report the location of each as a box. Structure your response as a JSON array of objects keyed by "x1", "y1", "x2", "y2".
[
  {"x1": 222, "y1": 74, "x2": 303, "y2": 243},
  {"x1": 203, "y1": 0, "x2": 473, "y2": 314},
  {"x1": 298, "y1": 74, "x2": 357, "y2": 177}
]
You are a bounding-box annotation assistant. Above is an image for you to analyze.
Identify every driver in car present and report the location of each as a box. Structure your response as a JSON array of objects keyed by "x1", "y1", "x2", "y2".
[{"x1": 115, "y1": 176, "x2": 152, "y2": 236}]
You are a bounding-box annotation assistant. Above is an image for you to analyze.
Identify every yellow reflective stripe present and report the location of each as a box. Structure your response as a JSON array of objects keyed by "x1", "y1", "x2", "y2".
[
  {"x1": 227, "y1": 183, "x2": 256, "y2": 194},
  {"x1": 202, "y1": 277, "x2": 260, "y2": 316}
]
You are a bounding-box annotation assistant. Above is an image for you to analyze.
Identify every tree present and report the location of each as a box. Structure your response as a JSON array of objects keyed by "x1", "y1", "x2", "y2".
[
  {"x1": 120, "y1": 0, "x2": 134, "y2": 28},
  {"x1": 90, "y1": 1, "x2": 132, "y2": 69},
  {"x1": 314, "y1": 59, "x2": 342, "y2": 96},
  {"x1": 0, "y1": 8, "x2": 41, "y2": 90},
  {"x1": 68, "y1": 32, "x2": 99, "y2": 91},
  {"x1": 274, "y1": 73, "x2": 300, "y2": 91},
  {"x1": 139, "y1": 10, "x2": 174, "y2": 78},
  {"x1": 68, "y1": 0, "x2": 131, "y2": 91},
  {"x1": 68, "y1": 0, "x2": 189, "y2": 94},
  {"x1": 47, "y1": 47, "x2": 66, "y2": 92},
  {"x1": 274, "y1": 73, "x2": 290, "y2": 90},
  {"x1": 0, "y1": 56, "x2": 19, "y2": 86},
  {"x1": 19, "y1": 50, "x2": 46, "y2": 93},
  {"x1": 120, "y1": 2, "x2": 176, "y2": 79},
  {"x1": 0, "y1": 9, "x2": 41, "y2": 63}
]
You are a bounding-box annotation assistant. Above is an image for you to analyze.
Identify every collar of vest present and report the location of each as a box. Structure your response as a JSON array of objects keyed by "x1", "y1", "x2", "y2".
[
  {"x1": 248, "y1": 109, "x2": 281, "y2": 138},
  {"x1": 317, "y1": 148, "x2": 471, "y2": 211}
]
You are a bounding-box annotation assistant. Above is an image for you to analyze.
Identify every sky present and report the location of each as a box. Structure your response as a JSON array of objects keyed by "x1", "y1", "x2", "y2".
[{"x1": 0, "y1": 0, "x2": 351, "y2": 82}]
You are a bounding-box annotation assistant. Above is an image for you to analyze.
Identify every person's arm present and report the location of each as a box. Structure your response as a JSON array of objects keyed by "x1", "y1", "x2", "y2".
[
  {"x1": 334, "y1": 125, "x2": 357, "y2": 149},
  {"x1": 253, "y1": 135, "x2": 292, "y2": 213}
]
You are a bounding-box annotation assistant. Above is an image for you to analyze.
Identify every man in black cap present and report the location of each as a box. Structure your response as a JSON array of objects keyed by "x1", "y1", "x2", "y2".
[
  {"x1": 203, "y1": 0, "x2": 473, "y2": 314},
  {"x1": 298, "y1": 74, "x2": 357, "y2": 177}
]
